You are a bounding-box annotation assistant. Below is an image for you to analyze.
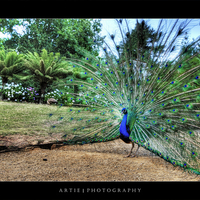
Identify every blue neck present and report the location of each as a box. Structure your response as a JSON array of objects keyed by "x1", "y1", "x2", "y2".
[{"x1": 119, "y1": 114, "x2": 130, "y2": 138}]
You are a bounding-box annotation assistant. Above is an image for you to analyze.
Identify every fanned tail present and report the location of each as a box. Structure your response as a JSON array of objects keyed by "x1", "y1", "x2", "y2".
[{"x1": 47, "y1": 19, "x2": 200, "y2": 174}]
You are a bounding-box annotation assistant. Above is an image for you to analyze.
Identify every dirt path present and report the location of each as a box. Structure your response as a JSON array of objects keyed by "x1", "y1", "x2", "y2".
[{"x1": 0, "y1": 139, "x2": 199, "y2": 181}]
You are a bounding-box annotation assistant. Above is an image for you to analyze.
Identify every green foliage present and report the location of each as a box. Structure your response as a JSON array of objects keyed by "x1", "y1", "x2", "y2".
[
  {"x1": 1, "y1": 19, "x2": 103, "y2": 58},
  {"x1": 0, "y1": 19, "x2": 23, "y2": 33},
  {"x1": 0, "y1": 49, "x2": 25, "y2": 100},
  {"x1": 0, "y1": 50, "x2": 24, "y2": 75},
  {"x1": 13, "y1": 49, "x2": 74, "y2": 103}
]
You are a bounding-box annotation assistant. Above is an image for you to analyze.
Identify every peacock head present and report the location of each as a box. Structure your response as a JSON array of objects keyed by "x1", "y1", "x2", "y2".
[{"x1": 121, "y1": 108, "x2": 127, "y2": 115}]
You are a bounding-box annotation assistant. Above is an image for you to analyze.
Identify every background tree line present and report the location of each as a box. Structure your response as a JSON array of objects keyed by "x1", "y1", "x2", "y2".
[{"x1": 0, "y1": 19, "x2": 198, "y2": 104}]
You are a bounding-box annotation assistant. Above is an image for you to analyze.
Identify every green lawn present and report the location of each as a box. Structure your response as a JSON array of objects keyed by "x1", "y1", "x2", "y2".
[
  {"x1": 0, "y1": 101, "x2": 119, "y2": 145},
  {"x1": 0, "y1": 101, "x2": 78, "y2": 136}
]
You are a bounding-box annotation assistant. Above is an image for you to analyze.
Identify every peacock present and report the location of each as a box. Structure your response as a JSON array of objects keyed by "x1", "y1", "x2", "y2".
[{"x1": 48, "y1": 19, "x2": 200, "y2": 175}]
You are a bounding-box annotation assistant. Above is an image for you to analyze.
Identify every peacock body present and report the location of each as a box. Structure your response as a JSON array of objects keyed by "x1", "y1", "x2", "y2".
[{"x1": 48, "y1": 19, "x2": 200, "y2": 175}]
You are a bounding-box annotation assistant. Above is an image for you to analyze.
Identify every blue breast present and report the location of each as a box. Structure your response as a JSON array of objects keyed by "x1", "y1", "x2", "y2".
[{"x1": 119, "y1": 114, "x2": 130, "y2": 138}]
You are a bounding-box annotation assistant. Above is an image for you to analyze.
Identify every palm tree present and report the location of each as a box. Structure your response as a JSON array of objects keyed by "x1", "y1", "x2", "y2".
[
  {"x1": 14, "y1": 49, "x2": 73, "y2": 104},
  {"x1": 0, "y1": 50, "x2": 24, "y2": 100}
]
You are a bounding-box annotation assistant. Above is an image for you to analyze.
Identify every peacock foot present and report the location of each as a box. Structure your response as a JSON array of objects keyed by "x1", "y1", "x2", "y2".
[
  {"x1": 131, "y1": 154, "x2": 138, "y2": 158},
  {"x1": 124, "y1": 154, "x2": 131, "y2": 158}
]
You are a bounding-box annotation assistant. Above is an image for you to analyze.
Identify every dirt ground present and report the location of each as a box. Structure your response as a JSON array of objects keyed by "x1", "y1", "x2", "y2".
[{"x1": 0, "y1": 139, "x2": 199, "y2": 181}]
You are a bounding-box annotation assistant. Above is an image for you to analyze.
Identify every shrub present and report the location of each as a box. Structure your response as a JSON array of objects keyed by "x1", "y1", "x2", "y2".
[{"x1": 3, "y1": 82, "x2": 39, "y2": 103}]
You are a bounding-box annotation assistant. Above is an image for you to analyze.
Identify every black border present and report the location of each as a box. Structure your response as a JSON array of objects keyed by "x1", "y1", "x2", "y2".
[
  {"x1": 2, "y1": 0, "x2": 200, "y2": 18},
  {"x1": 0, "y1": 181, "x2": 199, "y2": 199},
  {"x1": 0, "y1": 1, "x2": 200, "y2": 200}
]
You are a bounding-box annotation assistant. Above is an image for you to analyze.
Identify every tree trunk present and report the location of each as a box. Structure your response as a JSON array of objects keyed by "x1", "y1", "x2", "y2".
[
  {"x1": 74, "y1": 85, "x2": 79, "y2": 103},
  {"x1": 74, "y1": 85, "x2": 79, "y2": 94},
  {"x1": 39, "y1": 82, "x2": 47, "y2": 104},
  {"x1": 1, "y1": 77, "x2": 8, "y2": 101},
  {"x1": 0, "y1": 91, "x2": 2, "y2": 101}
]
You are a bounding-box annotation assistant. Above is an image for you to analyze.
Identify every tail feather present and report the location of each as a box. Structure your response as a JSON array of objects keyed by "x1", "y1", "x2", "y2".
[{"x1": 46, "y1": 19, "x2": 200, "y2": 175}]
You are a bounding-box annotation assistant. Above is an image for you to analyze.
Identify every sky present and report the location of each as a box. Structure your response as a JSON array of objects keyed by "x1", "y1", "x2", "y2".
[
  {"x1": 99, "y1": 19, "x2": 200, "y2": 58},
  {"x1": 100, "y1": 18, "x2": 200, "y2": 40}
]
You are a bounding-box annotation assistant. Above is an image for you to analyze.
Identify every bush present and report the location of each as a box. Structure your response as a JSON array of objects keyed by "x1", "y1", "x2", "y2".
[
  {"x1": 3, "y1": 82, "x2": 88, "y2": 105},
  {"x1": 3, "y1": 82, "x2": 39, "y2": 103},
  {"x1": 44, "y1": 85, "x2": 82, "y2": 106}
]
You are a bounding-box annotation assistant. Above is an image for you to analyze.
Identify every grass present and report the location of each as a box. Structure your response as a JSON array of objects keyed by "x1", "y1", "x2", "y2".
[
  {"x1": 0, "y1": 101, "x2": 119, "y2": 143},
  {"x1": 0, "y1": 101, "x2": 82, "y2": 136}
]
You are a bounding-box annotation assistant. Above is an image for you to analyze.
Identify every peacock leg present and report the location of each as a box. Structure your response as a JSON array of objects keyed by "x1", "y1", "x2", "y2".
[
  {"x1": 124, "y1": 142, "x2": 134, "y2": 158},
  {"x1": 131, "y1": 145, "x2": 139, "y2": 157}
]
